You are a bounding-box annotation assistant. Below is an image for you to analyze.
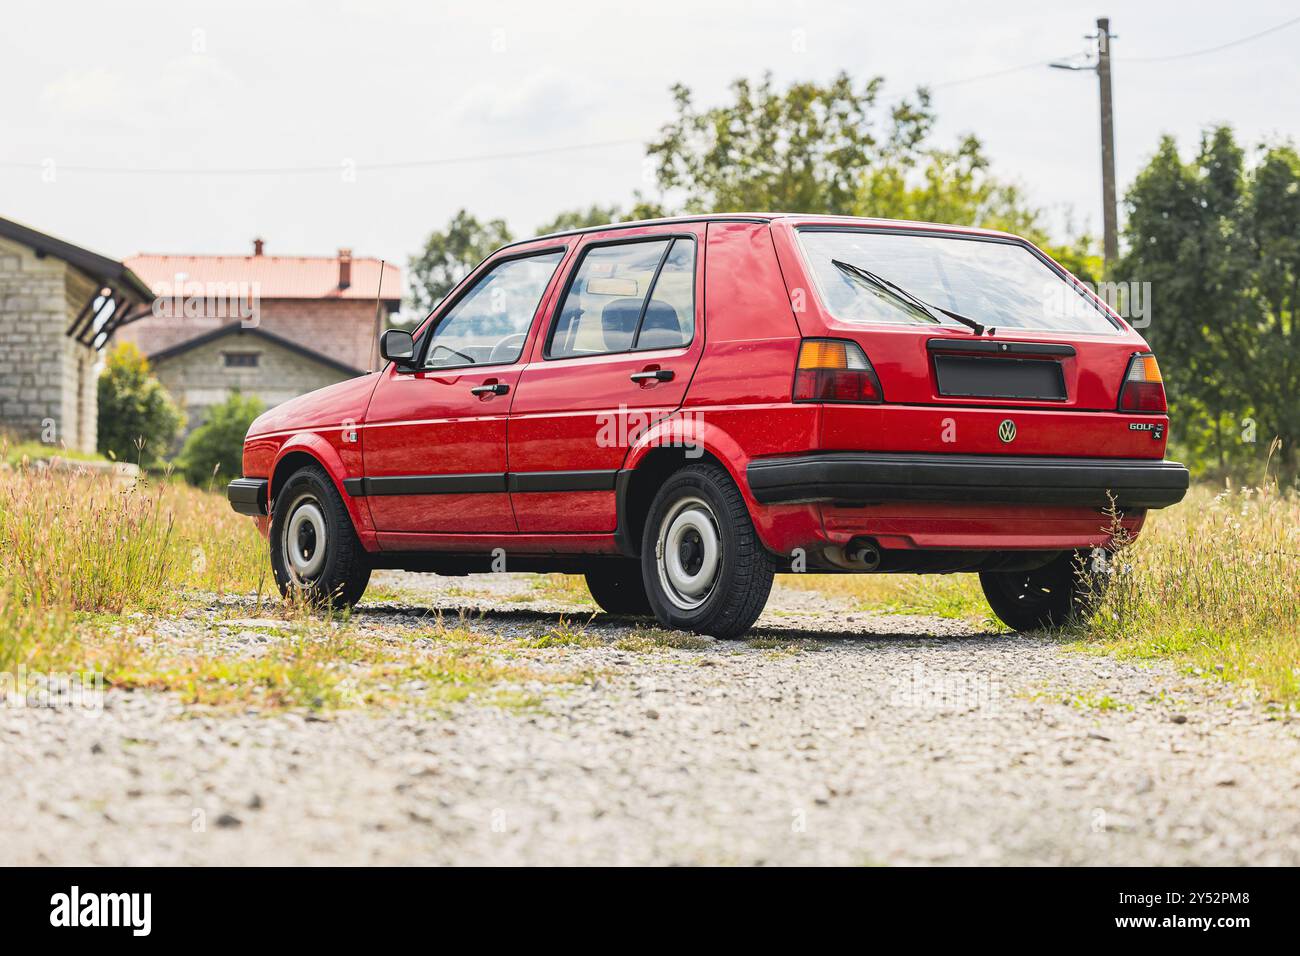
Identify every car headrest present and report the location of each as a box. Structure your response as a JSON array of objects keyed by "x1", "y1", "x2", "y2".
[
  {"x1": 600, "y1": 297, "x2": 642, "y2": 351},
  {"x1": 636, "y1": 300, "x2": 683, "y2": 349}
]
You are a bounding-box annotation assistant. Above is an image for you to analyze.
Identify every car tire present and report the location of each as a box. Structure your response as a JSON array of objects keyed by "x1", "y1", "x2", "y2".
[
  {"x1": 269, "y1": 464, "x2": 371, "y2": 609},
  {"x1": 641, "y1": 462, "x2": 775, "y2": 638},
  {"x1": 979, "y1": 549, "x2": 1106, "y2": 632},
  {"x1": 584, "y1": 561, "x2": 653, "y2": 616}
]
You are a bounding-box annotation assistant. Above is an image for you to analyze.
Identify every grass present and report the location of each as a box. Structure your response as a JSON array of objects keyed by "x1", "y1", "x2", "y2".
[
  {"x1": 615, "y1": 627, "x2": 712, "y2": 652},
  {"x1": 1024, "y1": 688, "x2": 1135, "y2": 712},
  {"x1": 1077, "y1": 480, "x2": 1300, "y2": 708},
  {"x1": 519, "y1": 617, "x2": 602, "y2": 648},
  {"x1": 530, "y1": 573, "x2": 597, "y2": 606},
  {"x1": 777, "y1": 571, "x2": 995, "y2": 625},
  {"x1": 2, "y1": 438, "x2": 108, "y2": 468},
  {"x1": 0, "y1": 465, "x2": 267, "y2": 614},
  {"x1": 7, "y1": 460, "x2": 1296, "y2": 712},
  {"x1": 0, "y1": 468, "x2": 595, "y2": 713},
  {"x1": 32, "y1": 612, "x2": 595, "y2": 712}
]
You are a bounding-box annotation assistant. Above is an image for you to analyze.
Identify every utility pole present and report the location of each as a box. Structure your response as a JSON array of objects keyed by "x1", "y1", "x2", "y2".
[
  {"x1": 1096, "y1": 17, "x2": 1118, "y2": 270},
  {"x1": 1051, "y1": 17, "x2": 1120, "y2": 274}
]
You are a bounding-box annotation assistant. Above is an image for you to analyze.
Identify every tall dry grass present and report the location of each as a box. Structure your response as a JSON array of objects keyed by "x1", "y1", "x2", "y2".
[
  {"x1": 0, "y1": 465, "x2": 266, "y2": 616},
  {"x1": 1086, "y1": 481, "x2": 1300, "y2": 706},
  {"x1": 3, "y1": 455, "x2": 1296, "y2": 708}
]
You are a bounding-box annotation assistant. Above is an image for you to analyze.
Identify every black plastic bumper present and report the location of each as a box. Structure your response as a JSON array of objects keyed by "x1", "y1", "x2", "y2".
[
  {"x1": 227, "y1": 477, "x2": 269, "y2": 516},
  {"x1": 746, "y1": 453, "x2": 1190, "y2": 510}
]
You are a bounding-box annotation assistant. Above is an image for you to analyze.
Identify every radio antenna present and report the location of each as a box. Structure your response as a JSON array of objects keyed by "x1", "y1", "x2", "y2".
[{"x1": 368, "y1": 259, "x2": 386, "y2": 372}]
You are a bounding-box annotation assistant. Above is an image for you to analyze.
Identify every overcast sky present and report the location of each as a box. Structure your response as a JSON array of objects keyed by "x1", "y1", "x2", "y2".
[{"x1": 3, "y1": 0, "x2": 1298, "y2": 300}]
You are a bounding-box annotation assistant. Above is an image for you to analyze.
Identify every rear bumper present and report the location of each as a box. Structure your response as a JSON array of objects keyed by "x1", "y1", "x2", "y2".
[
  {"x1": 746, "y1": 453, "x2": 1190, "y2": 510},
  {"x1": 227, "y1": 477, "x2": 269, "y2": 516}
]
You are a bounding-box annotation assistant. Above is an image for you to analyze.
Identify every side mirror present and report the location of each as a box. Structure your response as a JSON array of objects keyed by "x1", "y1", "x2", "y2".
[{"x1": 380, "y1": 329, "x2": 415, "y2": 367}]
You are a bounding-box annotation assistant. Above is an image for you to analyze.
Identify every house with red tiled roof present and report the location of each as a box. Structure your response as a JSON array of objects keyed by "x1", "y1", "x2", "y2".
[{"x1": 114, "y1": 239, "x2": 400, "y2": 431}]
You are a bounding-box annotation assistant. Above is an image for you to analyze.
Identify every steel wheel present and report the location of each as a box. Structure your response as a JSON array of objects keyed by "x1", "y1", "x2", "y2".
[
  {"x1": 655, "y1": 494, "x2": 722, "y2": 611},
  {"x1": 281, "y1": 494, "x2": 328, "y2": 586}
]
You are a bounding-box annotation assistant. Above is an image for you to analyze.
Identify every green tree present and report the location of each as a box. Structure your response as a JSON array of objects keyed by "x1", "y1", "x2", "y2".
[
  {"x1": 535, "y1": 203, "x2": 625, "y2": 235},
  {"x1": 648, "y1": 72, "x2": 934, "y2": 215},
  {"x1": 644, "y1": 72, "x2": 1097, "y2": 279},
  {"x1": 1121, "y1": 127, "x2": 1300, "y2": 476},
  {"x1": 534, "y1": 196, "x2": 671, "y2": 236},
  {"x1": 407, "y1": 209, "x2": 513, "y2": 316},
  {"x1": 855, "y1": 133, "x2": 1101, "y2": 282},
  {"x1": 96, "y1": 341, "x2": 184, "y2": 467},
  {"x1": 177, "y1": 392, "x2": 265, "y2": 487}
]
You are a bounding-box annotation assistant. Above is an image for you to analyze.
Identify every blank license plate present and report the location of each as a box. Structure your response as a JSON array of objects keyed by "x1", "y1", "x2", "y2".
[{"x1": 933, "y1": 355, "x2": 1067, "y2": 401}]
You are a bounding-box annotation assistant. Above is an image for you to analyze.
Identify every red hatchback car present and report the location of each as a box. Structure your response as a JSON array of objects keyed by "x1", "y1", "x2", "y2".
[{"x1": 229, "y1": 214, "x2": 1189, "y2": 636}]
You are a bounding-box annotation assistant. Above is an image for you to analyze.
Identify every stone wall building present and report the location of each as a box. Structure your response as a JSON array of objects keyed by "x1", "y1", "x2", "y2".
[
  {"x1": 0, "y1": 216, "x2": 153, "y2": 454},
  {"x1": 115, "y1": 241, "x2": 400, "y2": 431}
]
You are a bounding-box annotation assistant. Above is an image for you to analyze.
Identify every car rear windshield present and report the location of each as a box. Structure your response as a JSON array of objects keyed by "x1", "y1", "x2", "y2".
[{"x1": 797, "y1": 229, "x2": 1120, "y2": 334}]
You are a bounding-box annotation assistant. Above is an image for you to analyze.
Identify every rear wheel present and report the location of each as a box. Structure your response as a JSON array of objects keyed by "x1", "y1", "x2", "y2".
[
  {"x1": 641, "y1": 463, "x2": 774, "y2": 638},
  {"x1": 584, "y1": 561, "x2": 653, "y2": 616},
  {"x1": 269, "y1": 465, "x2": 370, "y2": 609},
  {"x1": 979, "y1": 549, "x2": 1105, "y2": 631}
]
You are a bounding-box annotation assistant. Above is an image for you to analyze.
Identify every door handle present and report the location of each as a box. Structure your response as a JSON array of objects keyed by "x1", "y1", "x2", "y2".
[
  {"x1": 471, "y1": 382, "x2": 509, "y2": 396},
  {"x1": 630, "y1": 369, "x2": 674, "y2": 383}
]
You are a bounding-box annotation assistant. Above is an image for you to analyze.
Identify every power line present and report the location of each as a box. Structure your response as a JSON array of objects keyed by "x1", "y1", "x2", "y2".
[
  {"x1": 1118, "y1": 13, "x2": 1300, "y2": 62},
  {"x1": 0, "y1": 137, "x2": 643, "y2": 177},
  {"x1": 921, "y1": 13, "x2": 1300, "y2": 90},
  {"x1": 4, "y1": 14, "x2": 1298, "y2": 179},
  {"x1": 927, "y1": 58, "x2": 1056, "y2": 91}
]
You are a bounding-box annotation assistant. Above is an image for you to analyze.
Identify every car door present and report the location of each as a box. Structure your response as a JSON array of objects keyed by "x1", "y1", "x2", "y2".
[
  {"x1": 507, "y1": 226, "x2": 705, "y2": 533},
  {"x1": 361, "y1": 245, "x2": 568, "y2": 534}
]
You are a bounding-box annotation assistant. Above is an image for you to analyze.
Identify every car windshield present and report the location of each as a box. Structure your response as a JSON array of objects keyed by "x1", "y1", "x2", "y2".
[{"x1": 798, "y1": 229, "x2": 1119, "y2": 334}]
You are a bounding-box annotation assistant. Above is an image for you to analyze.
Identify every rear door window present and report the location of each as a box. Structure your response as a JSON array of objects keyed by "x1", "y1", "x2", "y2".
[{"x1": 547, "y1": 238, "x2": 695, "y2": 359}]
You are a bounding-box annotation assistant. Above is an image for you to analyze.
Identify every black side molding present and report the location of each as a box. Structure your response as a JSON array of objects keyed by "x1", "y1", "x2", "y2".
[
  {"x1": 508, "y1": 470, "x2": 618, "y2": 493},
  {"x1": 344, "y1": 473, "x2": 506, "y2": 496},
  {"x1": 227, "y1": 477, "x2": 269, "y2": 516},
  {"x1": 746, "y1": 453, "x2": 1190, "y2": 510},
  {"x1": 341, "y1": 469, "x2": 619, "y2": 497}
]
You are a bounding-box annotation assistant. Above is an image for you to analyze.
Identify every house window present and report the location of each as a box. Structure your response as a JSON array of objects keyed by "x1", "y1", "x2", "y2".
[{"x1": 224, "y1": 352, "x2": 259, "y2": 368}]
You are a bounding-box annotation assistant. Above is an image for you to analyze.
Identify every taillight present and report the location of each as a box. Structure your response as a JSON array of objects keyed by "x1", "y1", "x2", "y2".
[
  {"x1": 793, "y1": 338, "x2": 884, "y2": 404},
  {"x1": 1118, "y1": 352, "x2": 1167, "y2": 413}
]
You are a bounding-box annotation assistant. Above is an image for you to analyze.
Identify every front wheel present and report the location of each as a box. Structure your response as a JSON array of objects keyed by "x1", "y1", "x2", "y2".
[
  {"x1": 979, "y1": 549, "x2": 1106, "y2": 632},
  {"x1": 269, "y1": 465, "x2": 371, "y2": 609},
  {"x1": 641, "y1": 463, "x2": 775, "y2": 638}
]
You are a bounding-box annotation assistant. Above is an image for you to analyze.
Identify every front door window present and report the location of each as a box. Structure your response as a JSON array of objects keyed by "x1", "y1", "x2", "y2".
[{"x1": 425, "y1": 251, "x2": 564, "y2": 369}]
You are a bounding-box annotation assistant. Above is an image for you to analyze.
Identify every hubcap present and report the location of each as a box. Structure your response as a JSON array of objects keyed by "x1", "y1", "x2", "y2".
[
  {"x1": 656, "y1": 495, "x2": 721, "y2": 610},
  {"x1": 282, "y1": 496, "x2": 327, "y2": 585}
]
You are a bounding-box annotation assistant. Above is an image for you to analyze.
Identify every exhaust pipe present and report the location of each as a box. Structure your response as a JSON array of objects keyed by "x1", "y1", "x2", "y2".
[{"x1": 847, "y1": 538, "x2": 882, "y2": 572}]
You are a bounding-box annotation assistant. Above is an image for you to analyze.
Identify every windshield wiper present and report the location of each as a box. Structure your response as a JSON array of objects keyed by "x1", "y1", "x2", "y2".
[{"x1": 831, "y1": 259, "x2": 993, "y2": 336}]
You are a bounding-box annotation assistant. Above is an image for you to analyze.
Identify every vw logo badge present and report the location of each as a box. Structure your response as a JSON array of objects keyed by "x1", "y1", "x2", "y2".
[{"x1": 998, "y1": 419, "x2": 1017, "y2": 443}]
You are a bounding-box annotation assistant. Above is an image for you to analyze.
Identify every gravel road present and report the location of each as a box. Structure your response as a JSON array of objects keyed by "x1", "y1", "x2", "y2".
[{"x1": 4, "y1": 571, "x2": 1298, "y2": 866}]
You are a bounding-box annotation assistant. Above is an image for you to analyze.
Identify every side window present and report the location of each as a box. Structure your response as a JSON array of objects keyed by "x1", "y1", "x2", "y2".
[
  {"x1": 424, "y1": 250, "x2": 563, "y2": 369},
  {"x1": 636, "y1": 239, "x2": 694, "y2": 350},
  {"x1": 547, "y1": 238, "x2": 696, "y2": 359}
]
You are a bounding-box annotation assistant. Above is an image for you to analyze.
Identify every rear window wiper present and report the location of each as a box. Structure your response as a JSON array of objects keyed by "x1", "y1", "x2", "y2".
[{"x1": 831, "y1": 259, "x2": 993, "y2": 336}]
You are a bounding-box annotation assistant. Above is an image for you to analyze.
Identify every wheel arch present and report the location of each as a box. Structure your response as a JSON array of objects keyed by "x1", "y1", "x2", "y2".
[
  {"x1": 616, "y1": 415, "x2": 822, "y2": 560},
  {"x1": 269, "y1": 434, "x2": 376, "y2": 547},
  {"x1": 615, "y1": 446, "x2": 734, "y2": 558},
  {"x1": 616, "y1": 414, "x2": 754, "y2": 558}
]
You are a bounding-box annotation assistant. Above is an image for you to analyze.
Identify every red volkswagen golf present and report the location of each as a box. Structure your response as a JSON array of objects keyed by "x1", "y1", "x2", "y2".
[{"x1": 229, "y1": 215, "x2": 1188, "y2": 637}]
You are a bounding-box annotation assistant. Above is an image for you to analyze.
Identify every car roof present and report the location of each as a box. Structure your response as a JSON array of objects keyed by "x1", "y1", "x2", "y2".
[{"x1": 520, "y1": 213, "x2": 1024, "y2": 247}]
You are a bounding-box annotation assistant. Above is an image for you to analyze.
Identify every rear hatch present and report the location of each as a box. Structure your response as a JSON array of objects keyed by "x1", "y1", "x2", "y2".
[{"x1": 771, "y1": 220, "x2": 1165, "y2": 458}]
